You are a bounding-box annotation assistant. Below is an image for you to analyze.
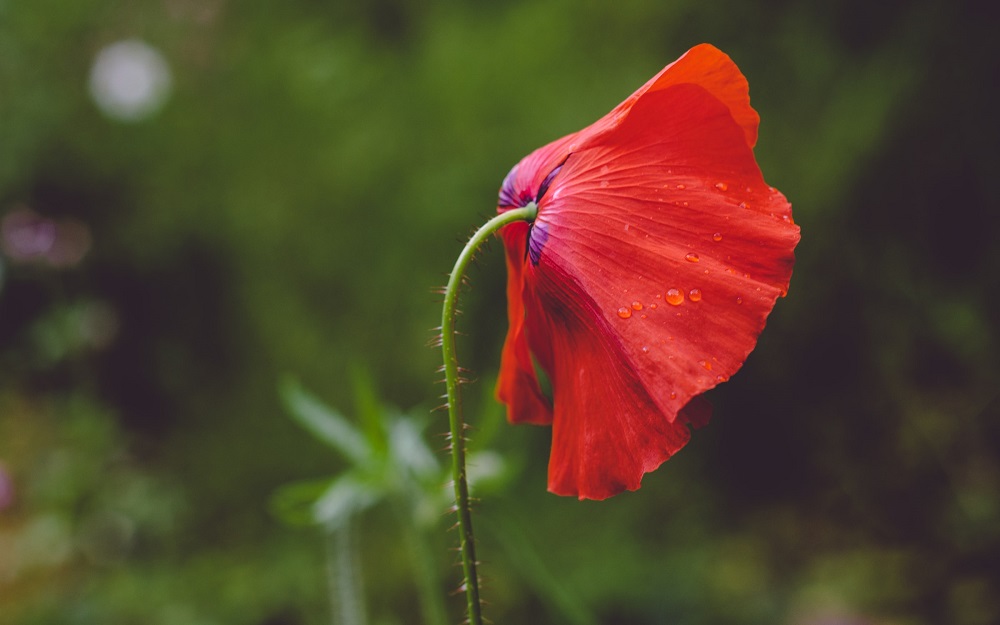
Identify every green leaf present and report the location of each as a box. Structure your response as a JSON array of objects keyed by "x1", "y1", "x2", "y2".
[
  {"x1": 270, "y1": 477, "x2": 337, "y2": 527},
  {"x1": 349, "y1": 366, "x2": 389, "y2": 455},
  {"x1": 388, "y1": 417, "x2": 439, "y2": 482},
  {"x1": 279, "y1": 377, "x2": 370, "y2": 466},
  {"x1": 312, "y1": 472, "x2": 380, "y2": 528}
]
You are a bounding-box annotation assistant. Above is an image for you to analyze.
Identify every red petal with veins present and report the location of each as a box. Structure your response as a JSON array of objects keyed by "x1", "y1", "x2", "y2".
[
  {"x1": 496, "y1": 44, "x2": 799, "y2": 499},
  {"x1": 496, "y1": 220, "x2": 553, "y2": 425}
]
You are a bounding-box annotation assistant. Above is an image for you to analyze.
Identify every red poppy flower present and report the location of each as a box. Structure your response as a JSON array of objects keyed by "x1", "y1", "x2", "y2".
[{"x1": 495, "y1": 44, "x2": 800, "y2": 500}]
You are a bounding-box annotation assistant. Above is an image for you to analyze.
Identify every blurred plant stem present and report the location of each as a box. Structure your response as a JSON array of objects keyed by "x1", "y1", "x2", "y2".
[
  {"x1": 326, "y1": 519, "x2": 367, "y2": 625},
  {"x1": 395, "y1": 502, "x2": 449, "y2": 625},
  {"x1": 440, "y1": 203, "x2": 538, "y2": 625}
]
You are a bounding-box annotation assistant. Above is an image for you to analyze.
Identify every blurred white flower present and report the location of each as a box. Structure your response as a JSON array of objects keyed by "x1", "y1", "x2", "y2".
[{"x1": 89, "y1": 39, "x2": 172, "y2": 122}]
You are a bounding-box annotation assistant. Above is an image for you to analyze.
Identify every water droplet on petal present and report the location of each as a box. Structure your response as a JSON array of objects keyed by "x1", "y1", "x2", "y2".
[
  {"x1": 665, "y1": 288, "x2": 684, "y2": 306},
  {"x1": 739, "y1": 201, "x2": 748, "y2": 209},
  {"x1": 700, "y1": 360, "x2": 713, "y2": 371},
  {"x1": 669, "y1": 391, "x2": 677, "y2": 399},
  {"x1": 600, "y1": 180, "x2": 609, "y2": 188},
  {"x1": 714, "y1": 182, "x2": 728, "y2": 191},
  {"x1": 650, "y1": 303, "x2": 658, "y2": 310},
  {"x1": 631, "y1": 301, "x2": 643, "y2": 311},
  {"x1": 676, "y1": 184, "x2": 686, "y2": 190},
  {"x1": 642, "y1": 346, "x2": 649, "y2": 353},
  {"x1": 736, "y1": 296, "x2": 743, "y2": 305},
  {"x1": 712, "y1": 232, "x2": 723, "y2": 242},
  {"x1": 685, "y1": 252, "x2": 700, "y2": 263},
  {"x1": 617, "y1": 307, "x2": 632, "y2": 319},
  {"x1": 688, "y1": 288, "x2": 702, "y2": 302}
]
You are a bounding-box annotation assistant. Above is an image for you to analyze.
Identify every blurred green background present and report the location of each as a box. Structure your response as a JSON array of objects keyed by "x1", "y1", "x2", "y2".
[{"x1": 1, "y1": 1, "x2": 998, "y2": 624}]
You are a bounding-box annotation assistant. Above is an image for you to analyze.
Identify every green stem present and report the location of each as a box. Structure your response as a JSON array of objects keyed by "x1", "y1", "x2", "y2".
[
  {"x1": 326, "y1": 518, "x2": 366, "y2": 625},
  {"x1": 441, "y1": 203, "x2": 537, "y2": 625},
  {"x1": 395, "y1": 500, "x2": 448, "y2": 625}
]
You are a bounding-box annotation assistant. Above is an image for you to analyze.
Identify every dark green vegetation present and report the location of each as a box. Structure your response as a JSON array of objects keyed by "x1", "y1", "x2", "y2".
[{"x1": 1, "y1": 1, "x2": 997, "y2": 623}]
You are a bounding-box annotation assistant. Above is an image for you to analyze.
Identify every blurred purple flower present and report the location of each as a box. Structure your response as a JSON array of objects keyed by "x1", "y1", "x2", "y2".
[{"x1": 1, "y1": 207, "x2": 92, "y2": 268}]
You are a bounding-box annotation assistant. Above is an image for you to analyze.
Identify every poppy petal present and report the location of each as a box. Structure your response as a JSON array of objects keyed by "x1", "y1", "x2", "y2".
[
  {"x1": 634, "y1": 43, "x2": 761, "y2": 148},
  {"x1": 576, "y1": 44, "x2": 760, "y2": 152},
  {"x1": 521, "y1": 262, "x2": 704, "y2": 500},
  {"x1": 496, "y1": 221, "x2": 553, "y2": 425},
  {"x1": 536, "y1": 83, "x2": 797, "y2": 432},
  {"x1": 494, "y1": 45, "x2": 798, "y2": 499}
]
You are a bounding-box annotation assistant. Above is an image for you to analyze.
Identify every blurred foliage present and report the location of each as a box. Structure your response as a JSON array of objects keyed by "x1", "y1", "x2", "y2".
[{"x1": 1, "y1": 0, "x2": 998, "y2": 624}]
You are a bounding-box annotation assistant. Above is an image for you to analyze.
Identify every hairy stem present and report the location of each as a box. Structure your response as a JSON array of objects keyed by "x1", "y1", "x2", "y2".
[{"x1": 441, "y1": 203, "x2": 537, "y2": 625}]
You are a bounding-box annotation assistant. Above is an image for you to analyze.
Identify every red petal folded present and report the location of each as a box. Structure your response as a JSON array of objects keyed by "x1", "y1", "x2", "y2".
[
  {"x1": 521, "y1": 263, "x2": 701, "y2": 500},
  {"x1": 496, "y1": 221, "x2": 553, "y2": 425},
  {"x1": 575, "y1": 44, "x2": 760, "y2": 152}
]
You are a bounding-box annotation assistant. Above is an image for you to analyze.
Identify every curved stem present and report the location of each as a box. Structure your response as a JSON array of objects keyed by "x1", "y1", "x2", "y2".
[{"x1": 441, "y1": 203, "x2": 537, "y2": 625}]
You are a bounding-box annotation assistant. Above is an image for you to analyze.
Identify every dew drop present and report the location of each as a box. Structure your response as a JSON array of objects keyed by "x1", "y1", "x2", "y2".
[
  {"x1": 688, "y1": 288, "x2": 702, "y2": 302},
  {"x1": 642, "y1": 346, "x2": 650, "y2": 353},
  {"x1": 600, "y1": 165, "x2": 609, "y2": 174},
  {"x1": 650, "y1": 303, "x2": 658, "y2": 310},
  {"x1": 676, "y1": 184, "x2": 686, "y2": 190},
  {"x1": 682, "y1": 201, "x2": 689, "y2": 207},
  {"x1": 600, "y1": 180, "x2": 609, "y2": 188},
  {"x1": 714, "y1": 182, "x2": 728, "y2": 191},
  {"x1": 665, "y1": 288, "x2": 684, "y2": 306},
  {"x1": 640, "y1": 314, "x2": 647, "y2": 319},
  {"x1": 685, "y1": 252, "x2": 700, "y2": 263},
  {"x1": 617, "y1": 307, "x2": 632, "y2": 319},
  {"x1": 712, "y1": 232, "x2": 723, "y2": 242},
  {"x1": 631, "y1": 301, "x2": 643, "y2": 311},
  {"x1": 699, "y1": 360, "x2": 713, "y2": 371},
  {"x1": 735, "y1": 296, "x2": 743, "y2": 305},
  {"x1": 739, "y1": 201, "x2": 748, "y2": 209}
]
